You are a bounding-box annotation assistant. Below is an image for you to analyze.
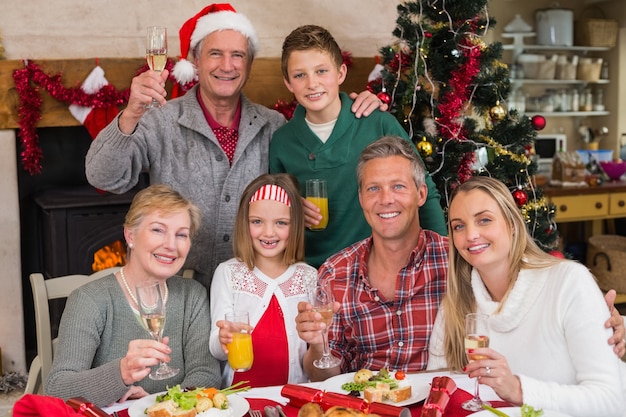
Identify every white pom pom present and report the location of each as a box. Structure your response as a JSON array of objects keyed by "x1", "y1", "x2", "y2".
[{"x1": 172, "y1": 59, "x2": 197, "y2": 85}]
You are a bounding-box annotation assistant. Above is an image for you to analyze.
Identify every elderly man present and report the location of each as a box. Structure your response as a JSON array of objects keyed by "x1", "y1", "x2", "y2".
[
  {"x1": 85, "y1": 4, "x2": 384, "y2": 290},
  {"x1": 295, "y1": 136, "x2": 626, "y2": 382}
]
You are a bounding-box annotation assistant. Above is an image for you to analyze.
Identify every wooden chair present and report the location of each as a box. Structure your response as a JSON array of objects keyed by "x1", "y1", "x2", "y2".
[{"x1": 23, "y1": 267, "x2": 121, "y2": 394}]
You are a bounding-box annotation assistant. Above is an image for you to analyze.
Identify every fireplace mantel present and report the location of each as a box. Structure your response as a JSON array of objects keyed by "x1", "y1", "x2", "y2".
[{"x1": 0, "y1": 57, "x2": 374, "y2": 130}]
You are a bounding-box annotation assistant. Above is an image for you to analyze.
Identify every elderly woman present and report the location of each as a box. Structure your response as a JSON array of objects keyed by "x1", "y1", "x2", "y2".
[{"x1": 45, "y1": 184, "x2": 221, "y2": 406}]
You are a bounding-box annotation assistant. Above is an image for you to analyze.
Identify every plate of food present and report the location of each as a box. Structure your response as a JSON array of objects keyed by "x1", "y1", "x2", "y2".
[
  {"x1": 320, "y1": 368, "x2": 430, "y2": 407},
  {"x1": 128, "y1": 384, "x2": 250, "y2": 417},
  {"x1": 468, "y1": 406, "x2": 571, "y2": 417}
]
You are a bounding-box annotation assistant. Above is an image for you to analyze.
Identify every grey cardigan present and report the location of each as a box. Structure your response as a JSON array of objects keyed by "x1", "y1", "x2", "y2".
[
  {"x1": 45, "y1": 274, "x2": 221, "y2": 406},
  {"x1": 86, "y1": 86, "x2": 287, "y2": 289}
]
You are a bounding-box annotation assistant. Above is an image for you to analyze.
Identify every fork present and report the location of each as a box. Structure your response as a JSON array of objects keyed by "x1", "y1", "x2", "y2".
[{"x1": 250, "y1": 409, "x2": 264, "y2": 417}]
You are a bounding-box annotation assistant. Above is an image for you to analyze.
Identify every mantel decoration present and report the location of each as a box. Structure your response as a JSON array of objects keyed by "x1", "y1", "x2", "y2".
[{"x1": 12, "y1": 58, "x2": 195, "y2": 175}]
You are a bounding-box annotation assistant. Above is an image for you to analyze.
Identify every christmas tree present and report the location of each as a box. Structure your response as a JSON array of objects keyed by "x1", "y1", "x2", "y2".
[{"x1": 368, "y1": 0, "x2": 559, "y2": 252}]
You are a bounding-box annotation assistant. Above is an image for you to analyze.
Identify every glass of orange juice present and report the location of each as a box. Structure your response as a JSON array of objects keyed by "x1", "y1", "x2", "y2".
[
  {"x1": 306, "y1": 179, "x2": 329, "y2": 231},
  {"x1": 225, "y1": 311, "x2": 253, "y2": 372}
]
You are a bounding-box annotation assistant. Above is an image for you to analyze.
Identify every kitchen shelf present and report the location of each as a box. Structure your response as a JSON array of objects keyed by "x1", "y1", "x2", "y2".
[
  {"x1": 511, "y1": 79, "x2": 609, "y2": 85},
  {"x1": 501, "y1": 33, "x2": 610, "y2": 63},
  {"x1": 502, "y1": 32, "x2": 611, "y2": 120},
  {"x1": 525, "y1": 111, "x2": 610, "y2": 117}
]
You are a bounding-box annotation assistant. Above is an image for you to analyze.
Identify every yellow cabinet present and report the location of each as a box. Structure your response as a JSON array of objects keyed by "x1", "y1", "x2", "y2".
[
  {"x1": 552, "y1": 194, "x2": 609, "y2": 221},
  {"x1": 609, "y1": 192, "x2": 626, "y2": 216}
]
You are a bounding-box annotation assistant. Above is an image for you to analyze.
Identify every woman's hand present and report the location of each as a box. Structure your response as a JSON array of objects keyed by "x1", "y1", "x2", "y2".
[
  {"x1": 119, "y1": 336, "x2": 172, "y2": 385},
  {"x1": 464, "y1": 347, "x2": 523, "y2": 406},
  {"x1": 117, "y1": 385, "x2": 150, "y2": 404}
]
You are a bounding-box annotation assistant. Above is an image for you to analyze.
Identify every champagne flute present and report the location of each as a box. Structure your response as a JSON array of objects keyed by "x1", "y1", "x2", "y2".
[
  {"x1": 145, "y1": 26, "x2": 167, "y2": 108},
  {"x1": 136, "y1": 281, "x2": 179, "y2": 380},
  {"x1": 462, "y1": 313, "x2": 490, "y2": 411},
  {"x1": 308, "y1": 279, "x2": 341, "y2": 369}
]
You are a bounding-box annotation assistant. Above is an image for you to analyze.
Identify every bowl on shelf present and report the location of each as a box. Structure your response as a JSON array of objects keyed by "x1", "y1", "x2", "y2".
[{"x1": 600, "y1": 161, "x2": 626, "y2": 181}]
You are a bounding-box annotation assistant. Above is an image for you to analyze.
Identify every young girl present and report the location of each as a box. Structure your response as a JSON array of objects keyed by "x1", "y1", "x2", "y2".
[{"x1": 209, "y1": 173, "x2": 318, "y2": 388}]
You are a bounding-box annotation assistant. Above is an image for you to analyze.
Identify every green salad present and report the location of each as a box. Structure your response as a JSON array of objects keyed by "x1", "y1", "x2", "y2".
[{"x1": 482, "y1": 404, "x2": 544, "y2": 417}]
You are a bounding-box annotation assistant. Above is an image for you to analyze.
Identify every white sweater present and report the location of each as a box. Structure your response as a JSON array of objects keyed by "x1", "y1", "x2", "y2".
[
  {"x1": 428, "y1": 261, "x2": 626, "y2": 417},
  {"x1": 209, "y1": 259, "x2": 318, "y2": 387}
]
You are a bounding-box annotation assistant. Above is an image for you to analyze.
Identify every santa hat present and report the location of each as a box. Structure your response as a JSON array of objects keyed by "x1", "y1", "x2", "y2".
[{"x1": 172, "y1": 3, "x2": 259, "y2": 88}]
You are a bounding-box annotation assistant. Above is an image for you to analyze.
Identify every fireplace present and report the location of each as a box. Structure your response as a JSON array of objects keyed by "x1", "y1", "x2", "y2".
[{"x1": 17, "y1": 126, "x2": 146, "y2": 362}]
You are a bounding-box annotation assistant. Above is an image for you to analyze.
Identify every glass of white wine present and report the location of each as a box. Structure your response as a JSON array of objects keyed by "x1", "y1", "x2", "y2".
[
  {"x1": 136, "y1": 281, "x2": 179, "y2": 380},
  {"x1": 307, "y1": 279, "x2": 341, "y2": 369},
  {"x1": 145, "y1": 26, "x2": 167, "y2": 108},
  {"x1": 462, "y1": 313, "x2": 490, "y2": 411}
]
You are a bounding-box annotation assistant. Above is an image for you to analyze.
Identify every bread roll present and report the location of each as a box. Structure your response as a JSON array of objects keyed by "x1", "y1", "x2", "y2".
[
  {"x1": 298, "y1": 402, "x2": 324, "y2": 417},
  {"x1": 325, "y1": 406, "x2": 362, "y2": 417}
]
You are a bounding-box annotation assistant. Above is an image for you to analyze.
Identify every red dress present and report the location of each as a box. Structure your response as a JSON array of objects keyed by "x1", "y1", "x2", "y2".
[{"x1": 232, "y1": 295, "x2": 289, "y2": 387}]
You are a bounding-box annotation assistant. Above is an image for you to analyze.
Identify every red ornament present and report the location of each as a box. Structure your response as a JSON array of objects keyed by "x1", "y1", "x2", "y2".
[
  {"x1": 377, "y1": 91, "x2": 391, "y2": 105},
  {"x1": 531, "y1": 115, "x2": 546, "y2": 131},
  {"x1": 549, "y1": 250, "x2": 566, "y2": 259},
  {"x1": 424, "y1": 32, "x2": 433, "y2": 38},
  {"x1": 512, "y1": 189, "x2": 528, "y2": 206}
]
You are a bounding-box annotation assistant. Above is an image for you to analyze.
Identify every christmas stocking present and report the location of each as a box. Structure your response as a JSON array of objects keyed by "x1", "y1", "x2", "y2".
[
  {"x1": 69, "y1": 65, "x2": 118, "y2": 139},
  {"x1": 69, "y1": 65, "x2": 118, "y2": 194}
]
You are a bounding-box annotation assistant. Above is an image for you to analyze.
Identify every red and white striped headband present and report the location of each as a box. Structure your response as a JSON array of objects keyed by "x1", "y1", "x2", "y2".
[{"x1": 249, "y1": 184, "x2": 291, "y2": 207}]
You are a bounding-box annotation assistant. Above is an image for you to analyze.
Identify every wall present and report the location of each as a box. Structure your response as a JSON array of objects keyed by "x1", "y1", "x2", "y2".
[{"x1": 0, "y1": 0, "x2": 402, "y2": 59}]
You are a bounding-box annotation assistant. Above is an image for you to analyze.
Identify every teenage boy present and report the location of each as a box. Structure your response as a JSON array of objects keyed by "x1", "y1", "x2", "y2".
[{"x1": 269, "y1": 25, "x2": 447, "y2": 268}]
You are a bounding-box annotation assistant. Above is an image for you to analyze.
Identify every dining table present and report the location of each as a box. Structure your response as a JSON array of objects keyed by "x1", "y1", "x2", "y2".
[{"x1": 101, "y1": 370, "x2": 509, "y2": 417}]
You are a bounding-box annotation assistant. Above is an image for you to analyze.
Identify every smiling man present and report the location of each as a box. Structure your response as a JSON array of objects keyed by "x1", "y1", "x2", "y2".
[
  {"x1": 295, "y1": 135, "x2": 449, "y2": 382},
  {"x1": 85, "y1": 4, "x2": 384, "y2": 292}
]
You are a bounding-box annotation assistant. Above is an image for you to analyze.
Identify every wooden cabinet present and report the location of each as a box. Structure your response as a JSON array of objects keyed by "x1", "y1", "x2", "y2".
[
  {"x1": 544, "y1": 182, "x2": 626, "y2": 237},
  {"x1": 552, "y1": 193, "x2": 608, "y2": 221}
]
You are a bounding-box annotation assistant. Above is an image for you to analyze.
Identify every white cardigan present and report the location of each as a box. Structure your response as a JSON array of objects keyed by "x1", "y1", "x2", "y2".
[
  {"x1": 428, "y1": 261, "x2": 626, "y2": 417},
  {"x1": 209, "y1": 258, "x2": 318, "y2": 387}
]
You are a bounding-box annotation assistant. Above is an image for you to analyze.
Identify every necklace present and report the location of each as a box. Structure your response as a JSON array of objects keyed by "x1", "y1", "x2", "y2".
[{"x1": 119, "y1": 267, "x2": 168, "y2": 306}]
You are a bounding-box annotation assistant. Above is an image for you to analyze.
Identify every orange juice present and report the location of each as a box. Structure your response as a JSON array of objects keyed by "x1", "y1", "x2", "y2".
[
  {"x1": 227, "y1": 332, "x2": 254, "y2": 371},
  {"x1": 307, "y1": 196, "x2": 329, "y2": 230}
]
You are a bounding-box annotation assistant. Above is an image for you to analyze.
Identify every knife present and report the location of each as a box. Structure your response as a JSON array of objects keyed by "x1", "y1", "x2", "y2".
[{"x1": 275, "y1": 405, "x2": 289, "y2": 417}]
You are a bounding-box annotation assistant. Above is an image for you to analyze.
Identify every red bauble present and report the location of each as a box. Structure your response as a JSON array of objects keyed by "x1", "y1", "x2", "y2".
[
  {"x1": 531, "y1": 115, "x2": 546, "y2": 131},
  {"x1": 377, "y1": 91, "x2": 391, "y2": 105},
  {"x1": 512, "y1": 189, "x2": 528, "y2": 206},
  {"x1": 549, "y1": 250, "x2": 566, "y2": 259}
]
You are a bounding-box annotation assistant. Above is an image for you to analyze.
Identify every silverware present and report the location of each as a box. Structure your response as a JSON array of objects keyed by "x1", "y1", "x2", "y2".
[
  {"x1": 264, "y1": 406, "x2": 280, "y2": 417},
  {"x1": 250, "y1": 409, "x2": 263, "y2": 417},
  {"x1": 275, "y1": 405, "x2": 289, "y2": 417}
]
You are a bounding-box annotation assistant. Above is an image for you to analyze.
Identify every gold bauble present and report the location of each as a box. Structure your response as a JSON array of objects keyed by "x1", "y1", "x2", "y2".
[
  {"x1": 416, "y1": 137, "x2": 433, "y2": 158},
  {"x1": 490, "y1": 101, "x2": 506, "y2": 121}
]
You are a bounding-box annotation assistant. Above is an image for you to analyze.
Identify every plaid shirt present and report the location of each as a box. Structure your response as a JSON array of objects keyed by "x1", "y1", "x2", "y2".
[{"x1": 320, "y1": 229, "x2": 448, "y2": 372}]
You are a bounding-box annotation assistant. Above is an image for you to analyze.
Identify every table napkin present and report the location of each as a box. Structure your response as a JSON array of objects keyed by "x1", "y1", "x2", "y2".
[{"x1": 13, "y1": 394, "x2": 111, "y2": 417}]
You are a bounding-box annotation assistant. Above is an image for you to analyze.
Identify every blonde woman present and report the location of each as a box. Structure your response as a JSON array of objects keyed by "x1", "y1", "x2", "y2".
[{"x1": 427, "y1": 176, "x2": 626, "y2": 417}]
